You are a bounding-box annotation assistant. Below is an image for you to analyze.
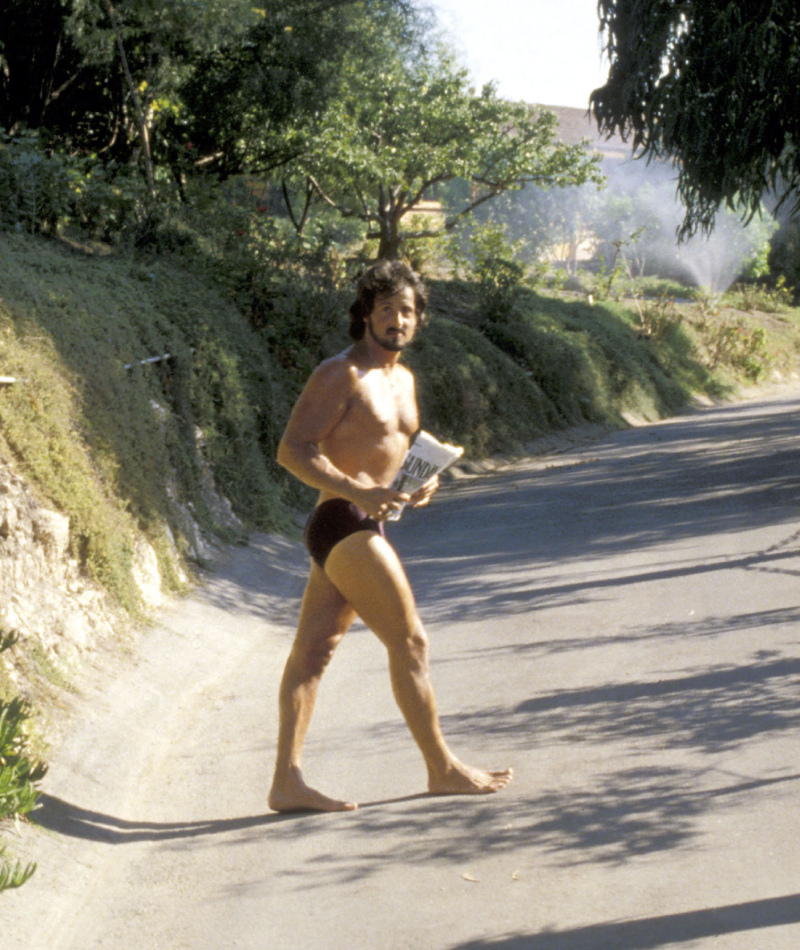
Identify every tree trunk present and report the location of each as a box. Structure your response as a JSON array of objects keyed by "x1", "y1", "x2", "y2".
[
  {"x1": 376, "y1": 213, "x2": 402, "y2": 260},
  {"x1": 106, "y1": 1, "x2": 156, "y2": 205}
]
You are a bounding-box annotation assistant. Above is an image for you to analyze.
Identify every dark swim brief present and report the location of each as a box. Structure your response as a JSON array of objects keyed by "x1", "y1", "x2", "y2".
[{"x1": 303, "y1": 498, "x2": 386, "y2": 569}]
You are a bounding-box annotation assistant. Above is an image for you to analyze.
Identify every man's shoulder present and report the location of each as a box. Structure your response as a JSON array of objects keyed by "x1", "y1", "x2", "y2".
[{"x1": 306, "y1": 349, "x2": 361, "y2": 392}]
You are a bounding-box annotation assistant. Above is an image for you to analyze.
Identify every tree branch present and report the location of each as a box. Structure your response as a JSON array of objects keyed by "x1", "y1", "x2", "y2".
[
  {"x1": 307, "y1": 174, "x2": 372, "y2": 222},
  {"x1": 106, "y1": 0, "x2": 156, "y2": 202},
  {"x1": 282, "y1": 177, "x2": 316, "y2": 234}
]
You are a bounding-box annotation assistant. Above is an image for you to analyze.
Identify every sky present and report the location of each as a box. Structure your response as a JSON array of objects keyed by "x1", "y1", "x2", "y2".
[{"x1": 428, "y1": 0, "x2": 610, "y2": 109}]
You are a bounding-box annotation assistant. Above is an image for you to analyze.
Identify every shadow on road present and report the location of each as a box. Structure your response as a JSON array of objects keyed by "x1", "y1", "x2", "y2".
[
  {"x1": 191, "y1": 531, "x2": 309, "y2": 628},
  {"x1": 431, "y1": 652, "x2": 800, "y2": 754},
  {"x1": 30, "y1": 791, "x2": 439, "y2": 845},
  {"x1": 393, "y1": 395, "x2": 800, "y2": 624},
  {"x1": 446, "y1": 892, "x2": 800, "y2": 949},
  {"x1": 30, "y1": 794, "x2": 290, "y2": 843},
  {"x1": 234, "y1": 764, "x2": 800, "y2": 884}
]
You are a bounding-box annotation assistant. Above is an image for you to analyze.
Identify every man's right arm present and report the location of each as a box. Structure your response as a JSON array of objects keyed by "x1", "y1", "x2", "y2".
[{"x1": 277, "y1": 360, "x2": 360, "y2": 495}]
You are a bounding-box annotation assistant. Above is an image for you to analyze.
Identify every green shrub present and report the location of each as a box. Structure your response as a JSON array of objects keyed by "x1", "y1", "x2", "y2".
[
  {"x1": 727, "y1": 278, "x2": 793, "y2": 314},
  {"x1": 0, "y1": 632, "x2": 47, "y2": 893},
  {"x1": 479, "y1": 291, "x2": 695, "y2": 425},
  {"x1": 0, "y1": 233, "x2": 294, "y2": 608},
  {"x1": 446, "y1": 221, "x2": 526, "y2": 325},
  {"x1": 690, "y1": 306, "x2": 771, "y2": 382},
  {"x1": 0, "y1": 129, "x2": 71, "y2": 235},
  {"x1": 190, "y1": 334, "x2": 290, "y2": 530},
  {"x1": 405, "y1": 317, "x2": 559, "y2": 456},
  {"x1": 66, "y1": 159, "x2": 142, "y2": 242},
  {"x1": 0, "y1": 332, "x2": 144, "y2": 609}
]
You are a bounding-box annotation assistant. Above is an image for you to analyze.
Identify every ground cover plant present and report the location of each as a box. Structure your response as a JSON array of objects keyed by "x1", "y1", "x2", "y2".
[
  {"x1": 0, "y1": 632, "x2": 47, "y2": 893},
  {"x1": 0, "y1": 232, "x2": 295, "y2": 611}
]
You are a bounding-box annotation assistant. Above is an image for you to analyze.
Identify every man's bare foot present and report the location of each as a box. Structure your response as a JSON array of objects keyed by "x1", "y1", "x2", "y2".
[
  {"x1": 428, "y1": 761, "x2": 513, "y2": 796},
  {"x1": 268, "y1": 765, "x2": 358, "y2": 813}
]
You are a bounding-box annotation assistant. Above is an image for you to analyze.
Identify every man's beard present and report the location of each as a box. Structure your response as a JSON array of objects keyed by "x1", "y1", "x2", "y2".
[{"x1": 366, "y1": 319, "x2": 408, "y2": 352}]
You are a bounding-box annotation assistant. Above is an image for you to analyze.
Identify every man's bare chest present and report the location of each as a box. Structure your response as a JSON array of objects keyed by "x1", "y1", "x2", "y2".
[{"x1": 342, "y1": 371, "x2": 417, "y2": 438}]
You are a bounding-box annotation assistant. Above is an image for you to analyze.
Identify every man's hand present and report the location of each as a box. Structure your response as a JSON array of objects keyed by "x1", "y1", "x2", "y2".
[
  {"x1": 356, "y1": 485, "x2": 412, "y2": 521},
  {"x1": 409, "y1": 474, "x2": 440, "y2": 509},
  {"x1": 351, "y1": 475, "x2": 438, "y2": 521}
]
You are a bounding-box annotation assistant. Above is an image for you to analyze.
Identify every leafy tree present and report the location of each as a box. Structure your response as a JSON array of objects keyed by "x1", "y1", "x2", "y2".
[
  {"x1": 0, "y1": 0, "x2": 92, "y2": 137},
  {"x1": 0, "y1": 0, "x2": 255, "y2": 162},
  {"x1": 180, "y1": 0, "x2": 418, "y2": 180},
  {"x1": 284, "y1": 42, "x2": 602, "y2": 259},
  {"x1": 590, "y1": 1, "x2": 800, "y2": 236},
  {"x1": 0, "y1": 0, "x2": 373, "y2": 179},
  {"x1": 66, "y1": 0, "x2": 263, "y2": 181}
]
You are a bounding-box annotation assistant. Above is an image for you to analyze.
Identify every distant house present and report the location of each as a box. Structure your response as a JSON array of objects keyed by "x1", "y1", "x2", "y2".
[{"x1": 545, "y1": 104, "x2": 631, "y2": 164}]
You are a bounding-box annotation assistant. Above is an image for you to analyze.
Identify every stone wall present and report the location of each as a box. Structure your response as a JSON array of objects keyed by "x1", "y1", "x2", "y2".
[
  {"x1": 0, "y1": 441, "x2": 243, "y2": 689},
  {"x1": 0, "y1": 459, "x2": 119, "y2": 674}
]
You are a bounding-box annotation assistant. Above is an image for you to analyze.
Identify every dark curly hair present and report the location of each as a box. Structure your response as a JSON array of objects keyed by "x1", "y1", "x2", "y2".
[{"x1": 348, "y1": 260, "x2": 429, "y2": 341}]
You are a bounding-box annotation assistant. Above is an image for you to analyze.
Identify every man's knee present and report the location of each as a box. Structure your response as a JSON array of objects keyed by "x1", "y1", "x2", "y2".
[
  {"x1": 292, "y1": 635, "x2": 341, "y2": 678},
  {"x1": 390, "y1": 624, "x2": 429, "y2": 672}
]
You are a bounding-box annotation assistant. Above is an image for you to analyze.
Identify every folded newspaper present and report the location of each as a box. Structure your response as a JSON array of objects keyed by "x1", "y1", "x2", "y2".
[{"x1": 386, "y1": 431, "x2": 463, "y2": 521}]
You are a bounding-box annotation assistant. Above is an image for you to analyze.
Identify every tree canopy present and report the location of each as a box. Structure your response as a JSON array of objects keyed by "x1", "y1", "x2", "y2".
[
  {"x1": 0, "y1": 0, "x2": 599, "y2": 259},
  {"x1": 0, "y1": 1, "x2": 411, "y2": 176},
  {"x1": 282, "y1": 40, "x2": 601, "y2": 258},
  {"x1": 590, "y1": 1, "x2": 800, "y2": 235}
]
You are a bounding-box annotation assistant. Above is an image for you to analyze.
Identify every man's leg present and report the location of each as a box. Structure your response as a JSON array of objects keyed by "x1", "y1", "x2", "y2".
[
  {"x1": 268, "y1": 562, "x2": 358, "y2": 812},
  {"x1": 324, "y1": 531, "x2": 512, "y2": 796}
]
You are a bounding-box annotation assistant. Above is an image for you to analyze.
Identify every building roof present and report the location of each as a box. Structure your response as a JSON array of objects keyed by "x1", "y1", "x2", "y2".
[{"x1": 541, "y1": 104, "x2": 633, "y2": 162}]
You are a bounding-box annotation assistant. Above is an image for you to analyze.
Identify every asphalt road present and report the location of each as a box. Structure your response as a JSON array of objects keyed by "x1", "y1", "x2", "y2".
[{"x1": 3, "y1": 389, "x2": 800, "y2": 949}]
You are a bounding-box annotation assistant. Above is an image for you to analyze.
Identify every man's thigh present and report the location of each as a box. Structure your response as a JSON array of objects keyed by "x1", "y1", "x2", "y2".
[
  {"x1": 295, "y1": 562, "x2": 357, "y2": 649},
  {"x1": 323, "y1": 531, "x2": 420, "y2": 643}
]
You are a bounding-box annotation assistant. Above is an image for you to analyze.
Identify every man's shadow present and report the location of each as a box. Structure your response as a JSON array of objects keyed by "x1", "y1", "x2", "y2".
[{"x1": 31, "y1": 792, "x2": 434, "y2": 843}]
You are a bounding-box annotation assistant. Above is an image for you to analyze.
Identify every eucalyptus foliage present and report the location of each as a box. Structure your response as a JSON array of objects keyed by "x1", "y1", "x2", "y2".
[{"x1": 591, "y1": 1, "x2": 800, "y2": 236}]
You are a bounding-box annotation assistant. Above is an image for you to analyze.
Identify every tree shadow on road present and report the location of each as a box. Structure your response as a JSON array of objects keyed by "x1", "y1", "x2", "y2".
[
  {"x1": 445, "y1": 892, "x2": 800, "y2": 950},
  {"x1": 433, "y1": 605, "x2": 800, "y2": 665},
  {"x1": 264, "y1": 765, "x2": 800, "y2": 889},
  {"x1": 430, "y1": 651, "x2": 800, "y2": 755},
  {"x1": 394, "y1": 396, "x2": 800, "y2": 625},
  {"x1": 28, "y1": 791, "x2": 436, "y2": 846},
  {"x1": 29, "y1": 761, "x2": 800, "y2": 896},
  {"x1": 249, "y1": 640, "x2": 800, "y2": 885}
]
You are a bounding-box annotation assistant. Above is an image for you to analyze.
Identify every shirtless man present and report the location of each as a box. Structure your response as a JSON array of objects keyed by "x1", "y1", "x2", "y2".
[{"x1": 267, "y1": 260, "x2": 513, "y2": 812}]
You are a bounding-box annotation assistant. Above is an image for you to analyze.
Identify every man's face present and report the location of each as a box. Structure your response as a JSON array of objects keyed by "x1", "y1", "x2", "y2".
[{"x1": 365, "y1": 286, "x2": 418, "y2": 352}]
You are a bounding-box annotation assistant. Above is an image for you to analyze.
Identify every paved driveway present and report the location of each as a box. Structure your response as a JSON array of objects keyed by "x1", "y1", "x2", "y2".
[{"x1": 3, "y1": 390, "x2": 800, "y2": 949}]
